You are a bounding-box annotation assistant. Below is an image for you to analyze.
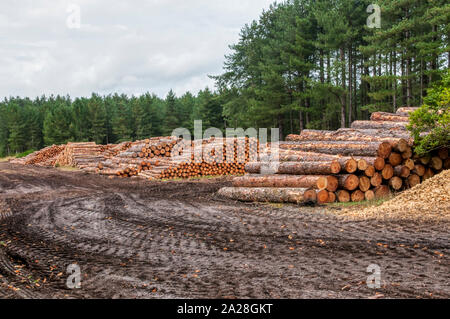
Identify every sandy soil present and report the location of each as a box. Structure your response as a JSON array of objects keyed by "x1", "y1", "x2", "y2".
[{"x1": 0, "y1": 163, "x2": 448, "y2": 299}]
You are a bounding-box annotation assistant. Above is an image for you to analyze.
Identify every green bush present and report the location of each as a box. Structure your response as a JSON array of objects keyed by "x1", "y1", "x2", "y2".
[
  {"x1": 407, "y1": 71, "x2": 450, "y2": 156},
  {"x1": 15, "y1": 149, "x2": 36, "y2": 158}
]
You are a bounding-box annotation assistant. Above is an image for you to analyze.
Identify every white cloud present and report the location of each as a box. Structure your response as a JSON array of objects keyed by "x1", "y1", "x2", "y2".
[{"x1": 0, "y1": 0, "x2": 274, "y2": 99}]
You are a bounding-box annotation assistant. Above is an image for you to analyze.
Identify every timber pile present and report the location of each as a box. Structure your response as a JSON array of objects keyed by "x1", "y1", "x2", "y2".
[
  {"x1": 219, "y1": 107, "x2": 448, "y2": 205},
  {"x1": 55, "y1": 142, "x2": 108, "y2": 171},
  {"x1": 95, "y1": 137, "x2": 259, "y2": 180},
  {"x1": 10, "y1": 145, "x2": 66, "y2": 166}
]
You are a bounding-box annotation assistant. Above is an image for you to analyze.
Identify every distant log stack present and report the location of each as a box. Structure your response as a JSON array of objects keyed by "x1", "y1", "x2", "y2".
[{"x1": 219, "y1": 108, "x2": 447, "y2": 205}]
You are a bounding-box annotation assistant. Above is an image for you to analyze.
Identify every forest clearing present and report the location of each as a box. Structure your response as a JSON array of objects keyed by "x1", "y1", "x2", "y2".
[{"x1": 0, "y1": 0, "x2": 449, "y2": 302}]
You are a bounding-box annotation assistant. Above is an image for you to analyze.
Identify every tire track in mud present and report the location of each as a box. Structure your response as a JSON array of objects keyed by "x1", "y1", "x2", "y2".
[{"x1": 0, "y1": 163, "x2": 448, "y2": 299}]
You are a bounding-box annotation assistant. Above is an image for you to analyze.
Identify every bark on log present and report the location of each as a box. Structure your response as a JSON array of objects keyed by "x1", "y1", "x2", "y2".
[
  {"x1": 232, "y1": 174, "x2": 327, "y2": 189},
  {"x1": 245, "y1": 161, "x2": 341, "y2": 175},
  {"x1": 218, "y1": 187, "x2": 312, "y2": 203},
  {"x1": 351, "y1": 121, "x2": 407, "y2": 130},
  {"x1": 396, "y1": 107, "x2": 419, "y2": 114},
  {"x1": 287, "y1": 129, "x2": 412, "y2": 143},
  {"x1": 370, "y1": 112, "x2": 409, "y2": 122},
  {"x1": 280, "y1": 141, "x2": 381, "y2": 157}
]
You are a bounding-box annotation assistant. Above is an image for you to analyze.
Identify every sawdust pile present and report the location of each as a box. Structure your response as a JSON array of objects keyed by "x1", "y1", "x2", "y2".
[{"x1": 338, "y1": 169, "x2": 450, "y2": 222}]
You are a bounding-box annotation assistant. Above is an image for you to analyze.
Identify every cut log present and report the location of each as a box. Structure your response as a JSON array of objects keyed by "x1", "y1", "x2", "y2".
[
  {"x1": 357, "y1": 159, "x2": 368, "y2": 171},
  {"x1": 381, "y1": 164, "x2": 394, "y2": 180},
  {"x1": 370, "y1": 112, "x2": 409, "y2": 122},
  {"x1": 338, "y1": 174, "x2": 360, "y2": 191},
  {"x1": 403, "y1": 159, "x2": 415, "y2": 170},
  {"x1": 370, "y1": 172, "x2": 383, "y2": 187},
  {"x1": 374, "y1": 185, "x2": 391, "y2": 199},
  {"x1": 317, "y1": 176, "x2": 339, "y2": 192},
  {"x1": 232, "y1": 174, "x2": 326, "y2": 189},
  {"x1": 317, "y1": 190, "x2": 330, "y2": 204},
  {"x1": 444, "y1": 158, "x2": 450, "y2": 170},
  {"x1": 365, "y1": 190, "x2": 375, "y2": 201},
  {"x1": 344, "y1": 158, "x2": 358, "y2": 173},
  {"x1": 393, "y1": 139, "x2": 410, "y2": 153},
  {"x1": 377, "y1": 142, "x2": 392, "y2": 159},
  {"x1": 423, "y1": 168, "x2": 435, "y2": 180},
  {"x1": 388, "y1": 152, "x2": 403, "y2": 166},
  {"x1": 351, "y1": 190, "x2": 365, "y2": 202},
  {"x1": 389, "y1": 176, "x2": 403, "y2": 191},
  {"x1": 351, "y1": 121, "x2": 407, "y2": 130},
  {"x1": 412, "y1": 164, "x2": 426, "y2": 177},
  {"x1": 419, "y1": 155, "x2": 431, "y2": 165},
  {"x1": 437, "y1": 148, "x2": 449, "y2": 160},
  {"x1": 430, "y1": 157, "x2": 443, "y2": 170},
  {"x1": 337, "y1": 190, "x2": 350, "y2": 203},
  {"x1": 245, "y1": 161, "x2": 341, "y2": 175},
  {"x1": 365, "y1": 165, "x2": 376, "y2": 177},
  {"x1": 359, "y1": 176, "x2": 371, "y2": 192},
  {"x1": 328, "y1": 192, "x2": 336, "y2": 203},
  {"x1": 401, "y1": 147, "x2": 413, "y2": 159},
  {"x1": 394, "y1": 166, "x2": 411, "y2": 178},
  {"x1": 217, "y1": 187, "x2": 310, "y2": 203},
  {"x1": 374, "y1": 157, "x2": 385, "y2": 171},
  {"x1": 407, "y1": 174, "x2": 421, "y2": 188},
  {"x1": 303, "y1": 189, "x2": 318, "y2": 203}
]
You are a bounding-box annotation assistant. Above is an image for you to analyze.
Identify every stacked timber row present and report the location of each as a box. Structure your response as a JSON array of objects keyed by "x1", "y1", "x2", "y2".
[
  {"x1": 55, "y1": 142, "x2": 109, "y2": 171},
  {"x1": 10, "y1": 145, "x2": 66, "y2": 166},
  {"x1": 96, "y1": 137, "x2": 259, "y2": 179},
  {"x1": 218, "y1": 108, "x2": 448, "y2": 205}
]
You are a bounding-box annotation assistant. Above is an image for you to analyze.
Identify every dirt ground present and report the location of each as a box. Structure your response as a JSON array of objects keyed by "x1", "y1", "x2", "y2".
[{"x1": 0, "y1": 162, "x2": 448, "y2": 299}]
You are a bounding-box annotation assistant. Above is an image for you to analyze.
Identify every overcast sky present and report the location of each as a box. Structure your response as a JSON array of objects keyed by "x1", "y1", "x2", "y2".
[{"x1": 0, "y1": 0, "x2": 274, "y2": 99}]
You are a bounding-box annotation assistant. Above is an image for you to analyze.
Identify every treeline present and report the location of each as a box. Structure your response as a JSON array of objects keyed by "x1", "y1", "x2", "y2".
[
  {"x1": 1, "y1": 0, "x2": 449, "y2": 156},
  {"x1": 0, "y1": 89, "x2": 224, "y2": 156},
  {"x1": 214, "y1": 0, "x2": 449, "y2": 139}
]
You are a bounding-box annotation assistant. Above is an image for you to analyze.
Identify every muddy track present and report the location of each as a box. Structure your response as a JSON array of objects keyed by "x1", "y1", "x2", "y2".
[{"x1": 0, "y1": 163, "x2": 448, "y2": 299}]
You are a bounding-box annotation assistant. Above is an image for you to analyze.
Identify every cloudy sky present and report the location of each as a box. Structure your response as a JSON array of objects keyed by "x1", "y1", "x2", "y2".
[{"x1": 0, "y1": 0, "x2": 274, "y2": 99}]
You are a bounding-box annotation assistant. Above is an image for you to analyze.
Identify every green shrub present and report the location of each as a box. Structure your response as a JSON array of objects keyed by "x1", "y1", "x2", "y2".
[
  {"x1": 15, "y1": 149, "x2": 36, "y2": 158},
  {"x1": 407, "y1": 71, "x2": 450, "y2": 156}
]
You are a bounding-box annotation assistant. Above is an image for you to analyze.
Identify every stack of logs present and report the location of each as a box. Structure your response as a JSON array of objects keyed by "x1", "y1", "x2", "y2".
[
  {"x1": 55, "y1": 142, "x2": 109, "y2": 171},
  {"x1": 10, "y1": 145, "x2": 66, "y2": 166},
  {"x1": 96, "y1": 137, "x2": 259, "y2": 180},
  {"x1": 218, "y1": 107, "x2": 449, "y2": 204}
]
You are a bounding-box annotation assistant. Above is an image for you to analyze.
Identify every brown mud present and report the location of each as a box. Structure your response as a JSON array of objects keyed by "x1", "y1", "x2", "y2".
[{"x1": 0, "y1": 163, "x2": 448, "y2": 299}]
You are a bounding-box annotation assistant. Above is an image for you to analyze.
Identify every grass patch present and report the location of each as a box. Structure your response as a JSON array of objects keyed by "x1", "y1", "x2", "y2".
[{"x1": 327, "y1": 197, "x2": 392, "y2": 209}]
